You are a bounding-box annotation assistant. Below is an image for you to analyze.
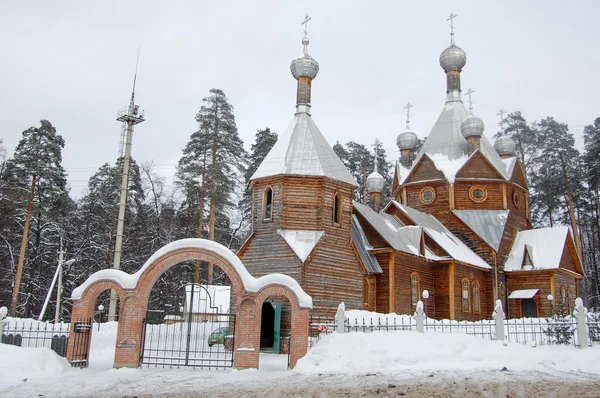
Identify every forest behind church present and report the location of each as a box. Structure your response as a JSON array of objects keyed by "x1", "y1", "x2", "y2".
[{"x1": 1, "y1": 89, "x2": 600, "y2": 320}]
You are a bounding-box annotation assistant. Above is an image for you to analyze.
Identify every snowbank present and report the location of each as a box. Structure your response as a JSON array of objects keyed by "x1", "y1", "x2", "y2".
[
  {"x1": 295, "y1": 330, "x2": 600, "y2": 375},
  {"x1": 0, "y1": 343, "x2": 72, "y2": 387}
]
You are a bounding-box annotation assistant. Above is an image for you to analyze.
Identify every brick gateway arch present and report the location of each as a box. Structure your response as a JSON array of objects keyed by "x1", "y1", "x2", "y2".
[{"x1": 66, "y1": 238, "x2": 312, "y2": 369}]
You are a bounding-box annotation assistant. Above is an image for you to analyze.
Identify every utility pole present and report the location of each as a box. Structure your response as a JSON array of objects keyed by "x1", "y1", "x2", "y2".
[
  {"x1": 10, "y1": 175, "x2": 37, "y2": 316},
  {"x1": 109, "y1": 52, "x2": 145, "y2": 321}
]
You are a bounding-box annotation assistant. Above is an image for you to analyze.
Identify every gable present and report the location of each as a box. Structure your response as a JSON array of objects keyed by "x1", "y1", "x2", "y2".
[
  {"x1": 403, "y1": 155, "x2": 445, "y2": 184},
  {"x1": 561, "y1": 233, "x2": 584, "y2": 274},
  {"x1": 455, "y1": 151, "x2": 505, "y2": 180},
  {"x1": 510, "y1": 161, "x2": 528, "y2": 189}
]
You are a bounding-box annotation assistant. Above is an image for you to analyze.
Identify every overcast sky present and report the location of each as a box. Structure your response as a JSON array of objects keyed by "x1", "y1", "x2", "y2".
[{"x1": 1, "y1": 1, "x2": 599, "y2": 198}]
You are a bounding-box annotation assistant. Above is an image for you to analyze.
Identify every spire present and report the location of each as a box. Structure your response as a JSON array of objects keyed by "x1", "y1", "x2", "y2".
[
  {"x1": 465, "y1": 88, "x2": 475, "y2": 115},
  {"x1": 439, "y1": 13, "x2": 466, "y2": 103},
  {"x1": 404, "y1": 102, "x2": 413, "y2": 130},
  {"x1": 447, "y1": 13, "x2": 457, "y2": 45},
  {"x1": 497, "y1": 109, "x2": 506, "y2": 134},
  {"x1": 367, "y1": 139, "x2": 384, "y2": 211},
  {"x1": 290, "y1": 14, "x2": 319, "y2": 114},
  {"x1": 373, "y1": 139, "x2": 380, "y2": 173}
]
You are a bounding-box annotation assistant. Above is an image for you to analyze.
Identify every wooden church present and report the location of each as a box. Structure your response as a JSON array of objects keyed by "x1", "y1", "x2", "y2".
[{"x1": 237, "y1": 22, "x2": 583, "y2": 329}]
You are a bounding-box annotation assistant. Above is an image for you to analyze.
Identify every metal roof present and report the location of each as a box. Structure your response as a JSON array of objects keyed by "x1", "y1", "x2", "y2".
[
  {"x1": 351, "y1": 215, "x2": 383, "y2": 274},
  {"x1": 413, "y1": 100, "x2": 510, "y2": 180},
  {"x1": 452, "y1": 210, "x2": 509, "y2": 251},
  {"x1": 250, "y1": 112, "x2": 358, "y2": 187},
  {"x1": 353, "y1": 202, "x2": 420, "y2": 255}
]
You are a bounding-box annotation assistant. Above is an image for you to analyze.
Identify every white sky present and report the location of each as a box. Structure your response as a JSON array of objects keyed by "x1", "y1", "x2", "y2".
[{"x1": 1, "y1": 1, "x2": 598, "y2": 198}]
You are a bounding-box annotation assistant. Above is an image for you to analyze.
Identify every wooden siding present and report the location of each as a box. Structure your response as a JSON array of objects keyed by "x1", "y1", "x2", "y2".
[
  {"x1": 404, "y1": 156, "x2": 445, "y2": 184},
  {"x1": 453, "y1": 181, "x2": 504, "y2": 210},
  {"x1": 433, "y1": 264, "x2": 451, "y2": 319},
  {"x1": 455, "y1": 152, "x2": 504, "y2": 180},
  {"x1": 405, "y1": 182, "x2": 450, "y2": 215},
  {"x1": 453, "y1": 263, "x2": 491, "y2": 321},
  {"x1": 506, "y1": 271, "x2": 553, "y2": 318},
  {"x1": 375, "y1": 253, "x2": 391, "y2": 313},
  {"x1": 393, "y1": 253, "x2": 436, "y2": 317}
]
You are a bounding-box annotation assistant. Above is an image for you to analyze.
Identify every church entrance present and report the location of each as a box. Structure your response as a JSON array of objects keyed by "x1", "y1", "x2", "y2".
[
  {"x1": 521, "y1": 299, "x2": 538, "y2": 318},
  {"x1": 259, "y1": 295, "x2": 292, "y2": 370},
  {"x1": 260, "y1": 302, "x2": 275, "y2": 350}
]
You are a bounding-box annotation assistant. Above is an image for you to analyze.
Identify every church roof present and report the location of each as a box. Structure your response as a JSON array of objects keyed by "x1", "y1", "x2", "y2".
[
  {"x1": 250, "y1": 112, "x2": 358, "y2": 187},
  {"x1": 353, "y1": 202, "x2": 420, "y2": 255},
  {"x1": 504, "y1": 227, "x2": 573, "y2": 272},
  {"x1": 415, "y1": 100, "x2": 510, "y2": 180},
  {"x1": 386, "y1": 201, "x2": 491, "y2": 269},
  {"x1": 351, "y1": 215, "x2": 383, "y2": 274},
  {"x1": 452, "y1": 210, "x2": 509, "y2": 251}
]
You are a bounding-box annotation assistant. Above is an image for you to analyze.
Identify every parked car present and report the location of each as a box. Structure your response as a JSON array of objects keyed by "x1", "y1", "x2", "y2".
[{"x1": 208, "y1": 327, "x2": 229, "y2": 347}]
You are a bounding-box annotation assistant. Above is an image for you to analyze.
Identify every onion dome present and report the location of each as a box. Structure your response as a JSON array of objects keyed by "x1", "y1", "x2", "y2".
[
  {"x1": 439, "y1": 44, "x2": 467, "y2": 72},
  {"x1": 494, "y1": 136, "x2": 517, "y2": 157},
  {"x1": 460, "y1": 114, "x2": 485, "y2": 138},
  {"x1": 290, "y1": 37, "x2": 319, "y2": 80},
  {"x1": 367, "y1": 170, "x2": 384, "y2": 194},
  {"x1": 397, "y1": 130, "x2": 418, "y2": 150}
]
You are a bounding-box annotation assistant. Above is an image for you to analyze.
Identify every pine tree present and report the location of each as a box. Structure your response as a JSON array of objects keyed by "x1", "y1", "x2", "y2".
[
  {"x1": 5, "y1": 120, "x2": 70, "y2": 316},
  {"x1": 176, "y1": 88, "x2": 247, "y2": 284},
  {"x1": 494, "y1": 111, "x2": 538, "y2": 171},
  {"x1": 373, "y1": 140, "x2": 393, "y2": 206}
]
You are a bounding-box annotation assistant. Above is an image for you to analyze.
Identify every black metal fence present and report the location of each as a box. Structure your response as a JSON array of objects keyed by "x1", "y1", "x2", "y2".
[{"x1": 1, "y1": 320, "x2": 70, "y2": 357}]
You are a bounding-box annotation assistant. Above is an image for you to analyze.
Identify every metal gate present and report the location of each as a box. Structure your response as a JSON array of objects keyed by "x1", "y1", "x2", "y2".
[
  {"x1": 140, "y1": 284, "x2": 236, "y2": 369},
  {"x1": 70, "y1": 318, "x2": 92, "y2": 368}
]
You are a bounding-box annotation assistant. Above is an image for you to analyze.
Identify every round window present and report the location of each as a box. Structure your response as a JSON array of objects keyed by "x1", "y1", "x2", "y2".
[
  {"x1": 420, "y1": 187, "x2": 435, "y2": 204},
  {"x1": 469, "y1": 185, "x2": 488, "y2": 203},
  {"x1": 513, "y1": 191, "x2": 521, "y2": 208}
]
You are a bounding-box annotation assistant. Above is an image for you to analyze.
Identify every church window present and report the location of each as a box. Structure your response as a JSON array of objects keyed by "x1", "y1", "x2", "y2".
[
  {"x1": 469, "y1": 185, "x2": 488, "y2": 203},
  {"x1": 333, "y1": 192, "x2": 342, "y2": 225},
  {"x1": 472, "y1": 281, "x2": 480, "y2": 313},
  {"x1": 420, "y1": 187, "x2": 435, "y2": 204},
  {"x1": 513, "y1": 191, "x2": 521, "y2": 208},
  {"x1": 561, "y1": 286, "x2": 567, "y2": 311},
  {"x1": 410, "y1": 272, "x2": 420, "y2": 307},
  {"x1": 462, "y1": 279, "x2": 470, "y2": 312},
  {"x1": 263, "y1": 187, "x2": 273, "y2": 221}
]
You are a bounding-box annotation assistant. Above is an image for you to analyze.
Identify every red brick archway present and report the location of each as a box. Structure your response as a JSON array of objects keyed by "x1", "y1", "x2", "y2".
[{"x1": 67, "y1": 239, "x2": 312, "y2": 369}]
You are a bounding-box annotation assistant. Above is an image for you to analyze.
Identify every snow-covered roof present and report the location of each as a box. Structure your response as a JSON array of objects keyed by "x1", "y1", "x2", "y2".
[
  {"x1": 351, "y1": 215, "x2": 383, "y2": 274},
  {"x1": 408, "y1": 100, "x2": 510, "y2": 182},
  {"x1": 277, "y1": 229, "x2": 324, "y2": 263},
  {"x1": 386, "y1": 201, "x2": 490, "y2": 269},
  {"x1": 71, "y1": 238, "x2": 313, "y2": 308},
  {"x1": 501, "y1": 157, "x2": 518, "y2": 180},
  {"x1": 353, "y1": 202, "x2": 420, "y2": 255},
  {"x1": 452, "y1": 210, "x2": 509, "y2": 251},
  {"x1": 504, "y1": 227, "x2": 570, "y2": 271},
  {"x1": 394, "y1": 161, "x2": 411, "y2": 186},
  {"x1": 250, "y1": 112, "x2": 358, "y2": 187},
  {"x1": 508, "y1": 289, "x2": 539, "y2": 299}
]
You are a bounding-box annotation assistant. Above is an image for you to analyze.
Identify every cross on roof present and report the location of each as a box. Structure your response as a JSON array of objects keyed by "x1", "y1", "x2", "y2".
[
  {"x1": 465, "y1": 88, "x2": 475, "y2": 114},
  {"x1": 447, "y1": 13, "x2": 457, "y2": 43},
  {"x1": 301, "y1": 14, "x2": 311, "y2": 37},
  {"x1": 372, "y1": 139, "x2": 381, "y2": 172},
  {"x1": 497, "y1": 109, "x2": 507, "y2": 132},
  {"x1": 404, "y1": 102, "x2": 413, "y2": 130}
]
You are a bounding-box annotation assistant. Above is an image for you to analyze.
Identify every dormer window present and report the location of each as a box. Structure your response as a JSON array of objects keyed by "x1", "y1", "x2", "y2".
[
  {"x1": 263, "y1": 187, "x2": 273, "y2": 221},
  {"x1": 333, "y1": 192, "x2": 342, "y2": 225}
]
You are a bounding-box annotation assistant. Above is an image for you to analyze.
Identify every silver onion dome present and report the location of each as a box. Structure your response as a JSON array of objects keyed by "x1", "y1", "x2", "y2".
[
  {"x1": 397, "y1": 130, "x2": 418, "y2": 150},
  {"x1": 439, "y1": 44, "x2": 467, "y2": 72},
  {"x1": 290, "y1": 38, "x2": 319, "y2": 80},
  {"x1": 367, "y1": 171, "x2": 385, "y2": 193},
  {"x1": 460, "y1": 115, "x2": 485, "y2": 138},
  {"x1": 494, "y1": 136, "x2": 517, "y2": 157}
]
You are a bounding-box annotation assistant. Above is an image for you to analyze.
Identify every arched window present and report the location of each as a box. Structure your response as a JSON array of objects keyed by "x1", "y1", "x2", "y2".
[
  {"x1": 472, "y1": 281, "x2": 480, "y2": 313},
  {"x1": 462, "y1": 279, "x2": 470, "y2": 313},
  {"x1": 410, "y1": 272, "x2": 420, "y2": 307},
  {"x1": 263, "y1": 187, "x2": 273, "y2": 220},
  {"x1": 561, "y1": 286, "x2": 567, "y2": 311},
  {"x1": 567, "y1": 288, "x2": 573, "y2": 313},
  {"x1": 333, "y1": 193, "x2": 342, "y2": 225}
]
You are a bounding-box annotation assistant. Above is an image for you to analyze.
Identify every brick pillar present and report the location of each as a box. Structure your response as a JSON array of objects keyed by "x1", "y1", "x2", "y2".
[
  {"x1": 66, "y1": 301, "x2": 91, "y2": 364},
  {"x1": 114, "y1": 296, "x2": 145, "y2": 368},
  {"x1": 233, "y1": 298, "x2": 260, "y2": 369},
  {"x1": 289, "y1": 307, "x2": 309, "y2": 369}
]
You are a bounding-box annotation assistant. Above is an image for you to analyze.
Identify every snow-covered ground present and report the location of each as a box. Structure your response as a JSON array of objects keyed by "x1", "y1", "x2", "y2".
[{"x1": 2, "y1": 327, "x2": 600, "y2": 397}]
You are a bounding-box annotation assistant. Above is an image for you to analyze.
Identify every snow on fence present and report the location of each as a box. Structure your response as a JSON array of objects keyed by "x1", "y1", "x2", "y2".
[
  {"x1": 309, "y1": 298, "x2": 600, "y2": 350},
  {"x1": 1, "y1": 316, "x2": 71, "y2": 357}
]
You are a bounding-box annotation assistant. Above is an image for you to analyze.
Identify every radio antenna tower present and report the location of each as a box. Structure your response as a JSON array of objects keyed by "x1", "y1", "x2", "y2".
[{"x1": 108, "y1": 48, "x2": 145, "y2": 321}]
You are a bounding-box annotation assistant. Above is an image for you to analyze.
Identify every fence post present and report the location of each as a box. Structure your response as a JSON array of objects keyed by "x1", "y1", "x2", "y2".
[
  {"x1": 414, "y1": 301, "x2": 425, "y2": 333},
  {"x1": 573, "y1": 297, "x2": 588, "y2": 349},
  {"x1": 0, "y1": 306, "x2": 7, "y2": 336},
  {"x1": 335, "y1": 302, "x2": 346, "y2": 333},
  {"x1": 492, "y1": 300, "x2": 505, "y2": 341}
]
